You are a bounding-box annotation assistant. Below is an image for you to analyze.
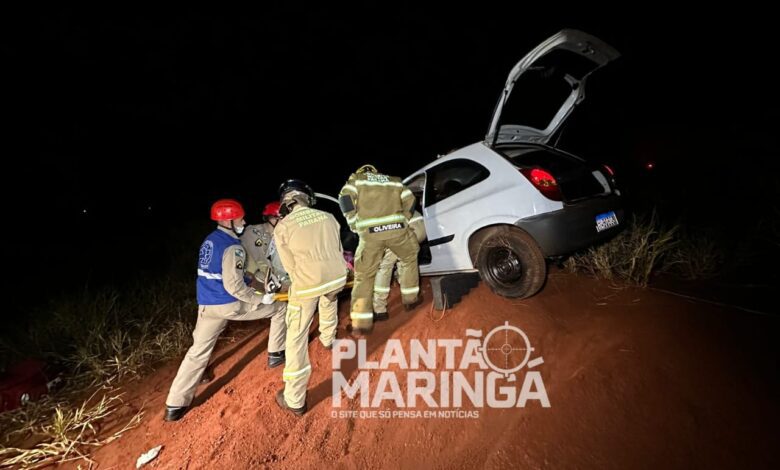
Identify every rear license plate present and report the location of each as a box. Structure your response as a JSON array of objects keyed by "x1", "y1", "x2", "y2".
[{"x1": 595, "y1": 211, "x2": 619, "y2": 232}]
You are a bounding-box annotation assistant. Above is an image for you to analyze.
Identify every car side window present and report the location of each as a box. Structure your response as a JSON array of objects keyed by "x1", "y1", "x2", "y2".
[{"x1": 426, "y1": 159, "x2": 490, "y2": 206}]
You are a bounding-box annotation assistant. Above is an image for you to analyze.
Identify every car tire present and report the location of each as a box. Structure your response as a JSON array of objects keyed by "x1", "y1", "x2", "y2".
[{"x1": 474, "y1": 226, "x2": 546, "y2": 298}]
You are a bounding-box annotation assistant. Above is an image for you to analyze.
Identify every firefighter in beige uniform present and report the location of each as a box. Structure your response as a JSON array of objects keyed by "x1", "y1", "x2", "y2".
[
  {"x1": 339, "y1": 165, "x2": 420, "y2": 333},
  {"x1": 240, "y1": 201, "x2": 291, "y2": 291},
  {"x1": 164, "y1": 199, "x2": 287, "y2": 422},
  {"x1": 273, "y1": 180, "x2": 348, "y2": 416},
  {"x1": 373, "y1": 210, "x2": 426, "y2": 319}
]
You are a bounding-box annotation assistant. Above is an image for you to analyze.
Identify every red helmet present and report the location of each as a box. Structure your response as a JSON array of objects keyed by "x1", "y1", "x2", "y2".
[
  {"x1": 210, "y1": 199, "x2": 245, "y2": 221},
  {"x1": 262, "y1": 201, "x2": 281, "y2": 217}
]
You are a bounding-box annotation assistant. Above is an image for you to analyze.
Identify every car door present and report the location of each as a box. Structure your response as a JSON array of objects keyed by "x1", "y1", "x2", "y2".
[{"x1": 417, "y1": 158, "x2": 491, "y2": 274}]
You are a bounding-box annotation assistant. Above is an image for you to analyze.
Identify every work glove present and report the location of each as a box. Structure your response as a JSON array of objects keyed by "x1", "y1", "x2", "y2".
[{"x1": 261, "y1": 293, "x2": 276, "y2": 305}]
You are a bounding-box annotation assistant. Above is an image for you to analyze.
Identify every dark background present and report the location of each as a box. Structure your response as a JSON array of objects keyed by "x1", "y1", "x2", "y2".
[{"x1": 1, "y1": 5, "x2": 778, "y2": 317}]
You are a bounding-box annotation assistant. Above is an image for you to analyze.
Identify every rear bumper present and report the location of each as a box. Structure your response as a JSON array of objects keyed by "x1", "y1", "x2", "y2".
[{"x1": 514, "y1": 195, "x2": 625, "y2": 257}]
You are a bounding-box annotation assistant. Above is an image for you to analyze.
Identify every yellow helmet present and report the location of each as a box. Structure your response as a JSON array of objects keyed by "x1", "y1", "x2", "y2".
[{"x1": 356, "y1": 164, "x2": 378, "y2": 174}]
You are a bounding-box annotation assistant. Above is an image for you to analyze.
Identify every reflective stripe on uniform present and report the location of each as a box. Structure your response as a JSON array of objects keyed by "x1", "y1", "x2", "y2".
[
  {"x1": 341, "y1": 184, "x2": 358, "y2": 194},
  {"x1": 197, "y1": 269, "x2": 223, "y2": 280},
  {"x1": 401, "y1": 286, "x2": 420, "y2": 295},
  {"x1": 283, "y1": 364, "x2": 311, "y2": 379},
  {"x1": 409, "y1": 215, "x2": 424, "y2": 224},
  {"x1": 319, "y1": 317, "x2": 338, "y2": 325},
  {"x1": 401, "y1": 189, "x2": 414, "y2": 199},
  {"x1": 373, "y1": 285, "x2": 391, "y2": 293},
  {"x1": 350, "y1": 312, "x2": 374, "y2": 320},
  {"x1": 355, "y1": 180, "x2": 404, "y2": 187},
  {"x1": 294, "y1": 275, "x2": 348, "y2": 296},
  {"x1": 355, "y1": 214, "x2": 407, "y2": 229}
]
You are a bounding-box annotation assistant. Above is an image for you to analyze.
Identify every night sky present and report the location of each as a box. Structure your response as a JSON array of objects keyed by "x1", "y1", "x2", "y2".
[{"x1": 2, "y1": 6, "x2": 778, "y2": 310}]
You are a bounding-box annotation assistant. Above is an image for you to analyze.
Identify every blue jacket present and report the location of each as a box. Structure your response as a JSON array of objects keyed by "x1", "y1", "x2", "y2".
[{"x1": 196, "y1": 229, "x2": 241, "y2": 305}]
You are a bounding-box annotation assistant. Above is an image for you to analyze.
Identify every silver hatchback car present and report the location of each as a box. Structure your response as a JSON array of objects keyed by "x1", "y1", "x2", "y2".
[{"x1": 403, "y1": 29, "x2": 625, "y2": 298}]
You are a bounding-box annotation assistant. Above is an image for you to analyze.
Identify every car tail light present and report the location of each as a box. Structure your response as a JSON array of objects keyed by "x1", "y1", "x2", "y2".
[
  {"x1": 520, "y1": 168, "x2": 562, "y2": 201},
  {"x1": 602, "y1": 164, "x2": 615, "y2": 177}
]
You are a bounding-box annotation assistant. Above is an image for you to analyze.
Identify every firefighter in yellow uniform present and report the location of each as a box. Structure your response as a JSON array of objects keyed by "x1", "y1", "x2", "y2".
[
  {"x1": 373, "y1": 210, "x2": 426, "y2": 320},
  {"x1": 273, "y1": 179, "x2": 348, "y2": 416},
  {"x1": 339, "y1": 165, "x2": 420, "y2": 333}
]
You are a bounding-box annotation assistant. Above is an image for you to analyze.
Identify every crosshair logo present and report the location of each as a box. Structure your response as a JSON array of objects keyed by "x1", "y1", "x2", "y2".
[{"x1": 478, "y1": 321, "x2": 543, "y2": 378}]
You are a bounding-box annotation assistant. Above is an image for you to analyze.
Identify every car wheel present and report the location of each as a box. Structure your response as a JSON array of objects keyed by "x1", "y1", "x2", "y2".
[{"x1": 474, "y1": 226, "x2": 546, "y2": 298}]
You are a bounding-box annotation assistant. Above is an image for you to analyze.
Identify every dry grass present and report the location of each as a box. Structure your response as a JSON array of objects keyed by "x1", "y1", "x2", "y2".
[
  {"x1": 0, "y1": 276, "x2": 196, "y2": 468},
  {"x1": 565, "y1": 210, "x2": 679, "y2": 286},
  {"x1": 663, "y1": 228, "x2": 724, "y2": 280},
  {"x1": 565, "y1": 210, "x2": 724, "y2": 286},
  {"x1": 0, "y1": 387, "x2": 142, "y2": 469}
]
